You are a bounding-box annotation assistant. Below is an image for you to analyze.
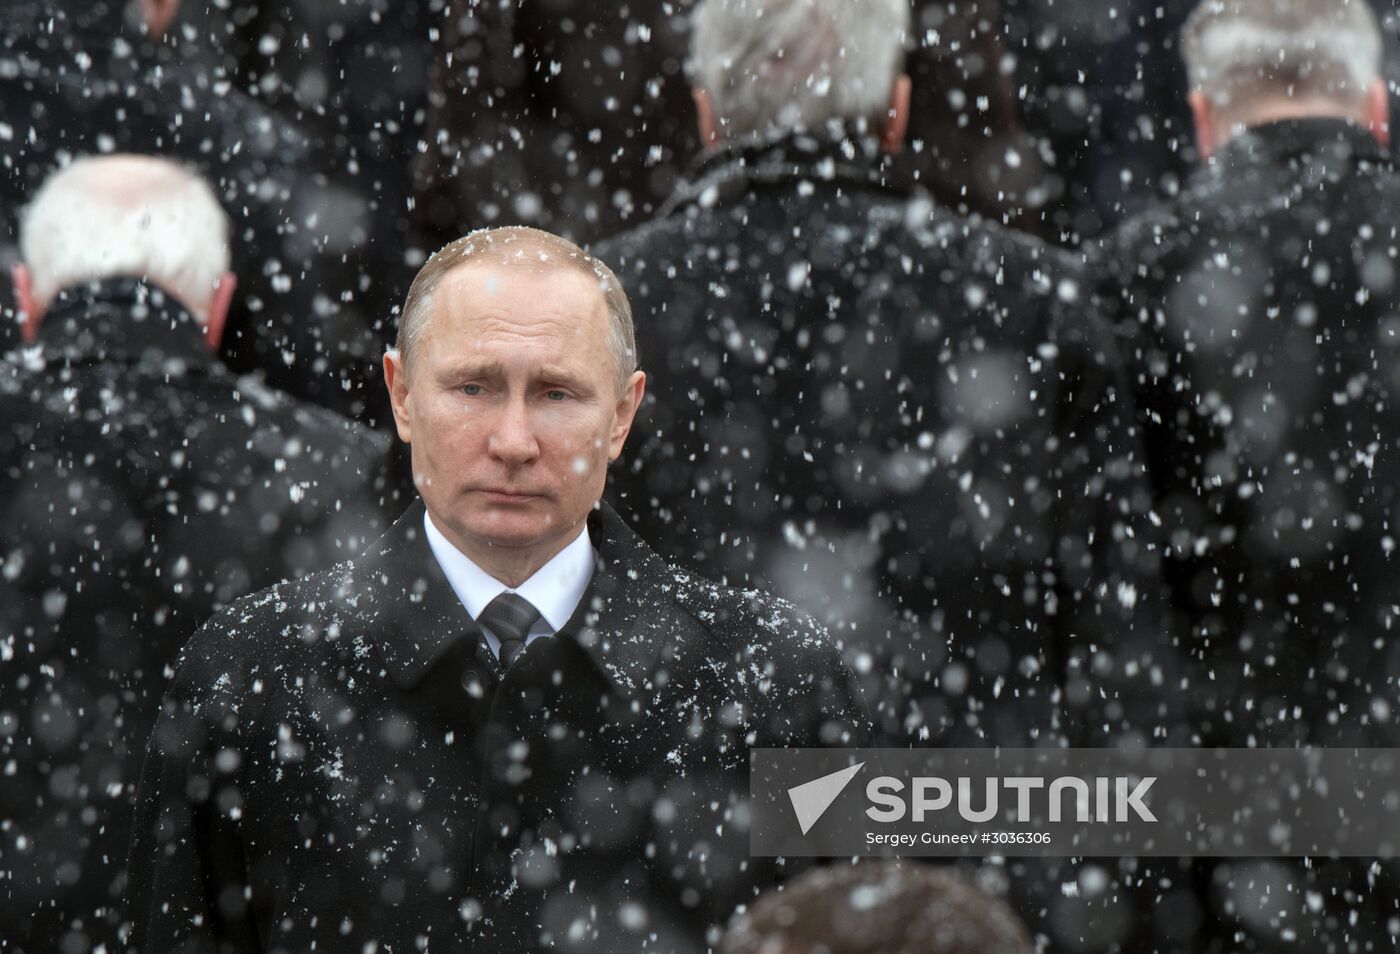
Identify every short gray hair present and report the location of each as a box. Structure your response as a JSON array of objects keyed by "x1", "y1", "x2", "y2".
[
  {"x1": 395, "y1": 227, "x2": 637, "y2": 392},
  {"x1": 1182, "y1": 0, "x2": 1382, "y2": 111},
  {"x1": 20, "y1": 155, "x2": 230, "y2": 319},
  {"x1": 690, "y1": 0, "x2": 911, "y2": 142}
]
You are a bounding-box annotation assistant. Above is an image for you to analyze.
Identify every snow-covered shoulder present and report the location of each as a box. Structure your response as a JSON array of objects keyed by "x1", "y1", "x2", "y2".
[
  {"x1": 161, "y1": 558, "x2": 359, "y2": 710},
  {"x1": 659, "y1": 561, "x2": 852, "y2": 684}
]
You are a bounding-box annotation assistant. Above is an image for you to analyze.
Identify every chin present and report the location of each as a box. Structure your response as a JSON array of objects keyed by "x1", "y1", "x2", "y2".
[{"x1": 466, "y1": 511, "x2": 559, "y2": 550}]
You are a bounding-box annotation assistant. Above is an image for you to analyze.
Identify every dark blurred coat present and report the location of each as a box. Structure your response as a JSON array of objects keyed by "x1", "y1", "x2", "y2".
[
  {"x1": 127, "y1": 499, "x2": 867, "y2": 953},
  {"x1": 904, "y1": 0, "x2": 1053, "y2": 233},
  {"x1": 594, "y1": 132, "x2": 1195, "y2": 954},
  {"x1": 999, "y1": 0, "x2": 1199, "y2": 242},
  {"x1": 1101, "y1": 118, "x2": 1400, "y2": 748},
  {"x1": 176, "y1": 0, "x2": 434, "y2": 414},
  {"x1": 0, "y1": 280, "x2": 391, "y2": 952},
  {"x1": 1100, "y1": 117, "x2": 1400, "y2": 953},
  {"x1": 0, "y1": 1, "x2": 385, "y2": 419},
  {"x1": 414, "y1": 0, "x2": 699, "y2": 248},
  {"x1": 595, "y1": 133, "x2": 1184, "y2": 751}
]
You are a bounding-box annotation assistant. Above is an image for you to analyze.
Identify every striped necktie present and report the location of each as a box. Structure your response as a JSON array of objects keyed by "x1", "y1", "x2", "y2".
[{"x1": 477, "y1": 592, "x2": 543, "y2": 668}]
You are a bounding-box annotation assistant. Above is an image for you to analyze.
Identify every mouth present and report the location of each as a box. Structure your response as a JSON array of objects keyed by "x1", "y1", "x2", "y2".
[{"x1": 476, "y1": 489, "x2": 544, "y2": 504}]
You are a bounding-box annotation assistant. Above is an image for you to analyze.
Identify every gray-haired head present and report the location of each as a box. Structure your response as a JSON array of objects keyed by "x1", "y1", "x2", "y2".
[
  {"x1": 1181, "y1": 0, "x2": 1382, "y2": 117},
  {"x1": 719, "y1": 860, "x2": 1034, "y2": 954},
  {"x1": 20, "y1": 154, "x2": 231, "y2": 321},
  {"x1": 690, "y1": 0, "x2": 911, "y2": 142},
  {"x1": 394, "y1": 226, "x2": 637, "y2": 393}
]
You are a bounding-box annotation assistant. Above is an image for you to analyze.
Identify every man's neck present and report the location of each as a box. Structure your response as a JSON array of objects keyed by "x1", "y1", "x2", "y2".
[{"x1": 426, "y1": 511, "x2": 586, "y2": 588}]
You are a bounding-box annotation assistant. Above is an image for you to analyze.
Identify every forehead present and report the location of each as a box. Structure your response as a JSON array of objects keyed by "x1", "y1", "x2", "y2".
[{"x1": 428, "y1": 261, "x2": 609, "y2": 342}]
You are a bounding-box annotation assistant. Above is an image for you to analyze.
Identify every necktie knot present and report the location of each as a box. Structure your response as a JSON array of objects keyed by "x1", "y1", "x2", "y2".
[{"x1": 477, "y1": 592, "x2": 543, "y2": 668}]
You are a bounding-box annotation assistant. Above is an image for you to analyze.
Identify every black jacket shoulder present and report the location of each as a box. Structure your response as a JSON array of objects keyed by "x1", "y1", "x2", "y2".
[{"x1": 172, "y1": 535, "x2": 856, "y2": 709}]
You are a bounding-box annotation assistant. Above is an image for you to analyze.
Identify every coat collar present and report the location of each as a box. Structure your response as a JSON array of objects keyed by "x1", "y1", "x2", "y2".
[
  {"x1": 361, "y1": 499, "x2": 685, "y2": 698},
  {"x1": 1206, "y1": 117, "x2": 1390, "y2": 180},
  {"x1": 660, "y1": 130, "x2": 915, "y2": 218},
  {"x1": 32, "y1": 278, "x2": 217, "y2": 375}
]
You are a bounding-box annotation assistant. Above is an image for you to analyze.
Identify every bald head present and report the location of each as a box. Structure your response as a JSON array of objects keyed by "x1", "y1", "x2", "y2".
[
  {"x1": 395, "y1": 226, "x2": 637, "y2": 392},
  {"x1": 19, "y1": 155, "x2": 231, "y2": 322}
]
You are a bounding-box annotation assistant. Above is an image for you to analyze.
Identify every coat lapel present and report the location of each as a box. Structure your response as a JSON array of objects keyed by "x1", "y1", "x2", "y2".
[
  {"x1": 556, "y1": 503, "x2": 697, "y2": 701},
  {"x1": 352, "y1": 499, "x2": 487, "y2": 691}
]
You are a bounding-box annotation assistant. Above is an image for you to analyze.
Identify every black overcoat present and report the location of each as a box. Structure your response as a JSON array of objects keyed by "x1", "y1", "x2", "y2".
[
  {"x1": 1098, "y1": 117, "x2": 1400, "y2": 953},
  {"x1": 592, "y1": 133, "x2": 1199, "y2": 954},
  {"x1": 126, "y1": 500, "x2": 868, "y2": 953},
  {"x1": 0, "y1": 279, "x2": 391, "y2": 952},
  {"x1": 1099, "y1": 118, "x2": 1400, "y2": 745},
  {"x1": 594, "y1": 134, "x2": 1187, "y2": 752}
]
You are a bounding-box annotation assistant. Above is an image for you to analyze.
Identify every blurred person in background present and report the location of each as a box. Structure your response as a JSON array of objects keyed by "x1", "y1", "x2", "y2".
[
  {"x1": 0, "y1": 155, "x2": 391, "y2": 952},
  {"x1": 175, "y1": 0, "x2": 434, "y2": 415},
  {"x1": 1099, "y1": 0, "x2": 1400, "y2": 947},
  {"x1": 413, "y1": 0, "x2": 700, "y2": 246},
  {"x1": 411, "y1": 0, "x2": 1049, "y2": 251},
  {"x1": 719, "y1": 861, "x2": 1034, "y2": 954},
  {"x1": 126, "y1": 226, "x2": 866, "y2": 953},
  {"x1": 597, "y1": 0, "x2": 1184, "y2": 755},
  {"x1": 1003, "y1": 0, "x2": 1400, "y2": 244},
  {"x1": 595, "y1": 2, "x2": 1196, "y2": 944},
  {"x1": 903, "y1": 0, "x2": 1053, "y2": 234},
  {"x1": 999, "y1": 0, "x2": 1203, "y2": 242},
  {"x1": 0, "y1": 0, "x2": 388, "y2": 421},
  {"x1": 1102, "y1": 0, "x2": 1392, "y2": 748}
]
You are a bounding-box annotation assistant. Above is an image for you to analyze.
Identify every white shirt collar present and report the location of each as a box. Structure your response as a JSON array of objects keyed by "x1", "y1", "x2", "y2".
[{"x1": 422, "y1": 510, "x2": 596, "y2": 636}]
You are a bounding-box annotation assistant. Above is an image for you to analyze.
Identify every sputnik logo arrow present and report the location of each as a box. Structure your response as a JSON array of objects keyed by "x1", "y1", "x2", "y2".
[{"x1": 788, "y1": 761, "x2": 865, "y2": 835}]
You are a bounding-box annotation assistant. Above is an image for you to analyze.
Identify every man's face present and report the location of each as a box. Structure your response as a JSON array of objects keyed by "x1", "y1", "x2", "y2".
[{"x1": 386, "y1": 262, "x2": 644, "y2": 571}]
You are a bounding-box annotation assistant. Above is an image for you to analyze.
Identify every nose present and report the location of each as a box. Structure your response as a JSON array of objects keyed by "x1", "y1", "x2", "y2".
[{"x1": 485, "y1": 395, "x2": 540, "y2": 466}]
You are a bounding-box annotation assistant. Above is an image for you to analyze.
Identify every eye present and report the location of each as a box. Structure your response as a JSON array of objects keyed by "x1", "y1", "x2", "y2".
[
  {"x1": 545, "y1": 389, "x2": 569, "y2": 402},
  {"x1": 462, "y1": 384, "x2": 484, "y2": 396}
]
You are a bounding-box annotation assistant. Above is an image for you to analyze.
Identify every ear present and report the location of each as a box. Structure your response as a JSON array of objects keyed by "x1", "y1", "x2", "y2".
[
  {"x1": 384, "y1": 349, "x2": 414, "y2": 445},
  {"x1": 139, "y1": 0, "x2": 181, "y2": 40},
  {"x1": 693, "y1": 88, "x2": 720, "y2": 148},
  {"x1": 881, "y1": 74, "x2": 912, "y2": 154},
  {"x1": 203, "y1": 272, "x2": 237, "y2": 351},
  {"x1": 608, "y1": 370, "x2": 647, "y2": 461},
  {"x1": 1189, "y1": 90, "x2": 1219, "y2": 160},
  {"x1": 13, "y1": 263, "x2": 40, "y2": 343},
  {"x1": 1367, "y1": 77, "x2": 1390, "y2": 147}
]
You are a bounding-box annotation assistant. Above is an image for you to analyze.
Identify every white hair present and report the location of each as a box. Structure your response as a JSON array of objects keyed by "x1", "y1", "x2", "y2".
[
  {"x1": 20, "y1": 155, "x2": 231, "y2": 320},
  {"x1": 1182, "y1": 0, "x2": 1382, "y2": 111},
  {"x1": 690, "y1": 0, "x2": 911, "y2": 141}
]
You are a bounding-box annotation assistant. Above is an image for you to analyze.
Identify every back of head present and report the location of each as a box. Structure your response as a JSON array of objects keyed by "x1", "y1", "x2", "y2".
[
  {"x1": 20, "y1": 155, "x2": 231, "y2": 320},
  {"x1": 719, "y1": 862, "x2": 1034, "y2": 954},
  {"x1": 690, "y1": 0, "x2": 910, "y2": 142},
  {"x1": 1181, "y1": 0, "x2": 1382, "y2": 118}
]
